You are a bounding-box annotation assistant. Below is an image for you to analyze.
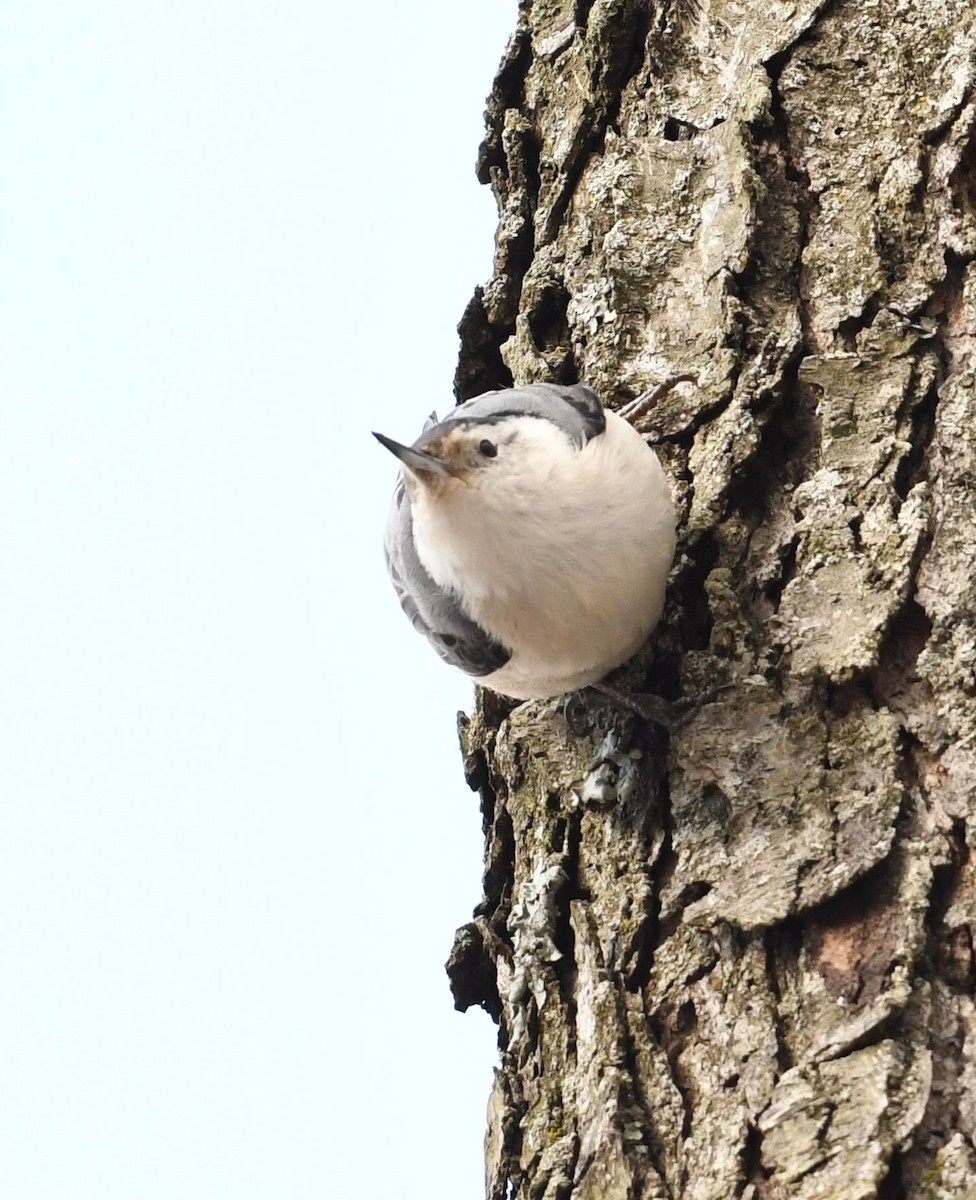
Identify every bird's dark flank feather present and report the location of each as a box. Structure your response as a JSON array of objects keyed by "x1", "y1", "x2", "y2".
[{"x1": 384, "y1": 479, "x2": 512, "y2": 676}]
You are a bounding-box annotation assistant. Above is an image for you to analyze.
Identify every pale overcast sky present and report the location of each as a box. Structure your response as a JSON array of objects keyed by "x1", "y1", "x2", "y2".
[{"x1": 0, "y1": 2, "x2": 515, "y2": 1196}]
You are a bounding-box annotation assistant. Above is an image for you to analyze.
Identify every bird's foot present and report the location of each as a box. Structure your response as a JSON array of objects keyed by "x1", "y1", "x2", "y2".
[
  {"x1": 589, "y1": 680, "x2": 725, "y2": 730},
  {"x1": 618, "y1": 373, "x2": 698, "y2": 431}
]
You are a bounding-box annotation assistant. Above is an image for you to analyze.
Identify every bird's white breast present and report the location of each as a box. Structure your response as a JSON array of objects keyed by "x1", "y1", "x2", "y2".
[{"x1": 411, "y1": 411, "x2": 676, "y2": 699}]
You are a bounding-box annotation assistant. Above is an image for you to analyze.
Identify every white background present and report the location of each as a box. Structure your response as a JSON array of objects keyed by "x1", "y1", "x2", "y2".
[{"x1": 0, "y1": 2, "x2": 515, "y2": 1195}]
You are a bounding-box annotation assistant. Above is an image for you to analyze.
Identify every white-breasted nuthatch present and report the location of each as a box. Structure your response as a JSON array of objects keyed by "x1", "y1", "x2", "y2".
[{"x1": 374, "y1": 382, "x2": 676, "y2": 703}]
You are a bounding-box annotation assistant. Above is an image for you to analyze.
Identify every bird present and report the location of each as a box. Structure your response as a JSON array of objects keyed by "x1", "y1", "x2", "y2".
[{"x1": 373, "y1": 381, "x2": 678, "y2": 707}]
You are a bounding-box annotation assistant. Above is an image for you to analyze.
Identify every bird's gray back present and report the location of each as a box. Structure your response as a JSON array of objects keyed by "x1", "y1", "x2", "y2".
[
  {"x1": 383, "y1": 480, "x2": 512, "y2": 677},
  {"x1": 442, "y1": 382, "x2": 605, "y2": 447}
]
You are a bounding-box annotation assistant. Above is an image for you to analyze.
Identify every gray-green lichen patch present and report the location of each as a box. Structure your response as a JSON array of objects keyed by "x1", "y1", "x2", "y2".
[
  {"x1": 759, "y1": 1030, "x2": 931, "y2": 1198},
  {"x1": 502, "y1": 113, "x2": 760, "y2": 422},
  {"x1": 918, "y1": 1134, "x2": 976, "y2": 1200},
  {"x1": 644, "y1": 926, "x2": 780, "y2": 1199},
  {"x1": 568, "y1": 903, "x2": 669, "y2": 1200},
  {"x1": 666, "y1": 687, "x2": 902, "y2": 928},
  {"x1": 779, "y1": 0, "x2": 976, "y2": 342},
  {"x1": 773, "y1": 335, "x2": 935, "y2": 679},
  {"x1": 914, "y1": 266, "x2": 976, "y2": 816}
]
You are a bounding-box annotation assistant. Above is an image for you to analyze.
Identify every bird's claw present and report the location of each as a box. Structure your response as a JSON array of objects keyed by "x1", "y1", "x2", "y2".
[
  {"x1": 618, "y1": 373, "x2": 698, "y2": 431},
  {"x1": 589, "y1": 680, "x2": 728, "y2": 730},
  {"x1": 562, "y1": 690, "x2": 591, "y2": 735}
]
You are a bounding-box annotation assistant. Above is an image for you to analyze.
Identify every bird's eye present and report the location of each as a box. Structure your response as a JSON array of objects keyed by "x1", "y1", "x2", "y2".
[{"x1": 479, "y1": 439, "x2": 497, "y2": 458}]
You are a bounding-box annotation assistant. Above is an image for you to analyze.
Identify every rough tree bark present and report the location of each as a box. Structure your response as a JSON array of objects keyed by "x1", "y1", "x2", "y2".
[{"x1": 445, "y1": 1, "x2": 976, "y2": 1197}]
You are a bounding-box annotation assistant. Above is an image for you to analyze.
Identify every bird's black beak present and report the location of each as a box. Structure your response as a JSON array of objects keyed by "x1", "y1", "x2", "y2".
[{"x1": 372, "y1": 432, "x2": 453, "y2": 477}]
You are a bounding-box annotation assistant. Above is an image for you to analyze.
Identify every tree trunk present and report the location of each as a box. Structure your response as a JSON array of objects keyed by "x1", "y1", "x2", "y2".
[{"x1": 445, "y1": 2, "x2": 976, "y2": 1197}]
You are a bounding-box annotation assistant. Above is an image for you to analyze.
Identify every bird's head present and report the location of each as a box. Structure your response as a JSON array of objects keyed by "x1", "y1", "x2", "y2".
[{"x1": 373, "y1": 414, "x2": 573, "y2": 504}]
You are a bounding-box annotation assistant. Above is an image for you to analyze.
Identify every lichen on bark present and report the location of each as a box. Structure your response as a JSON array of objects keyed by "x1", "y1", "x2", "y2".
[{"x1": 446, "y1": 1, "x2": 976, "y2": 1197}]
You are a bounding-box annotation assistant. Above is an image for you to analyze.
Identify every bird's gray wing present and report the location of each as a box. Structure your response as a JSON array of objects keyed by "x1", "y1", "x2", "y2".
[
  {"x1": 384, "y1": 481, "x2": 512, "y2": 677},
  {"x1": 447, "y1": 382, "x2": 606, "y2": 447}
]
